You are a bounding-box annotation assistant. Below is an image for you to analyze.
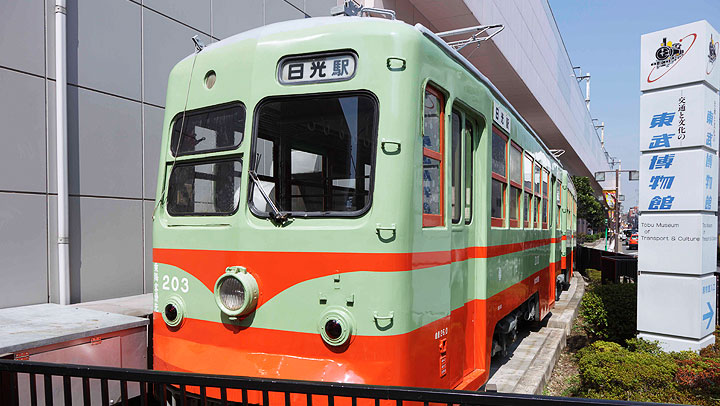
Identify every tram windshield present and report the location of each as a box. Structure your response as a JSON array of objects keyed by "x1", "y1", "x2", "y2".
[{"x1": 250, "y1": 93, "x2": 377, "y2": 217}]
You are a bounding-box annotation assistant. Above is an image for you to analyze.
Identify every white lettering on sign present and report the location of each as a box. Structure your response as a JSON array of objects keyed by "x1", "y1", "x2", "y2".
[
  {"x1": 279, "y1": 53, "x2": 357, "y2": 85},
  {"x1": 493, "y1": 101, "x2": 511, "y2": 134}
]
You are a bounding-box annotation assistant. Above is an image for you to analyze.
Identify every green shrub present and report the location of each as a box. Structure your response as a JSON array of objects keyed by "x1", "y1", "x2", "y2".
[
  {"x1": 586, "y1": 268, "x2": 602, "y2": 285},
  {"x1": 578, "y1": 233, "x2": 603, "y2": 243},
  {"x1": 576, "y1": 341, "x2": 680, "y2": 403},
  {"x1": 573, "y1": 336, "x2": 720, "y2": 405},
  {"x1": 625, "y1": 338, "x2": 663, "y2": 355},
  {"x1": 580, "y1": 283, "x2": 636, "y2": 343}
]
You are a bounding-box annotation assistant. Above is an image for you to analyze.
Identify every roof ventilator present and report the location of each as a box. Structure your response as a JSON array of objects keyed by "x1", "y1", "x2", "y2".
[
  {"x1": 436, "y1": 25, "x2": 505, "y2": 51},
  {"x1": 331, "y1": 1, "x2": 396, "y2": 20},
  {"x1": 550, "y1": 149, "x2": 566, "y2": 158}
]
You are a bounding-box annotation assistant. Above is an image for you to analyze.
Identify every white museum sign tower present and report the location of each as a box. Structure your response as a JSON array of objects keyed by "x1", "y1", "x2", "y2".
[{"x1": 638, "y1": 20, "x2": 720, "y2": 351}]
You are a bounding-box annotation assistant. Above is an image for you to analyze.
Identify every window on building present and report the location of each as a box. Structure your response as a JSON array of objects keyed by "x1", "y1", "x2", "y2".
[
  {"x1": 523, "y1": 154, "x2": 533, "y2": 228},
  {"x1": 509, "y1": 142, "x2": 522, "y2": 228},
  {"x1": 491, "y1": 127, "x2": 508, "y2": 227},
  {"x1": 451, "y1": 111, "x2": 462, "y2": 224},
  {"x1": 170, "y1": 103, "x2": 245, "y2": 156},
  {"x1": 542, "y1": 169, "x2": 549, "y2": 229},
  {"x1": 464, "y1": 119, "x2": 474, "y2": 224},
  {"x1": 423, "y1": 86, "x2": 444, "y2": 227}
]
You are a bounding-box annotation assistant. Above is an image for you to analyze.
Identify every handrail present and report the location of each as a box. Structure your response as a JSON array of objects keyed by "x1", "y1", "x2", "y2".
[{"x1": 0, "y1": 359, "x2": 678, "y2": 406}]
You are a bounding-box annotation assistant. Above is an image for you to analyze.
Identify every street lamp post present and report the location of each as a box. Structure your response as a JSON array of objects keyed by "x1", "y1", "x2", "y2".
[{"x1": 595, "y1": 167, "x2": 639, "y2": 253}]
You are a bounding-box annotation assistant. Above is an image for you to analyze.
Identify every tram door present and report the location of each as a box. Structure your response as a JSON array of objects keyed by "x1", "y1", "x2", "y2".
[{"x1": 449, "y1": 108, "x2": 477, "y2": 378}]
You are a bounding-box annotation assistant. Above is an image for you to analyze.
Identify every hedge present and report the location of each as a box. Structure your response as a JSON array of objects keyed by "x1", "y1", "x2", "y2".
[
  {"x1": 580, "y1": 282, "x2": 636, "y2": 343},
  {"x1": 574, "y1": 334, "x2": 720, "y2": 405}
]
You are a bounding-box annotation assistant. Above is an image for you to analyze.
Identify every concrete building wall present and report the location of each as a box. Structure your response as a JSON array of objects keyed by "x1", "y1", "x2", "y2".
[
  {"x1": 464, "y1": 0, "x2": 612, "y2": 183},
  {"x1": 0, "y1": 0, "x2": 337, "y2": 308},
  {"x1": 366, "y1": 0, "x2": 614, "y2": 187}
]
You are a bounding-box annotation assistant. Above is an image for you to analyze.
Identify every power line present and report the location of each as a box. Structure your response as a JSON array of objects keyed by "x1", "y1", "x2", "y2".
[{"x1": 282, "y1": 0, "x2": 311, "y2": 18}]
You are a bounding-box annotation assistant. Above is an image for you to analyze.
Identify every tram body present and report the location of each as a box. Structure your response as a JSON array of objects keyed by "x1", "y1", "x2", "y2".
[{"x1": 152, "y1": 16, "x2": 577, "y2": 394}]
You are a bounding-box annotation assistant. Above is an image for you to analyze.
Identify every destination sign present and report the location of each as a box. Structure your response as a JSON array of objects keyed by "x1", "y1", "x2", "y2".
[{"x1": 278, "y1": 53, "x2": 357, "y2": 85}]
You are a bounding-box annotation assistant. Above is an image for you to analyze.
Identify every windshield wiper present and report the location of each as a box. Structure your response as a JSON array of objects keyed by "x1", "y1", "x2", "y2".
[{"x1": 248, "y1": 170, "x2": 289, "y2": 225}]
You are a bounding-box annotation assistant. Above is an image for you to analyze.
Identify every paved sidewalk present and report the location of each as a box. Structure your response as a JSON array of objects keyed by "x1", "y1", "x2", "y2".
[
  {"x1": 582, "y1": 237, "x2": 614, "y2": 251},
  {"x1": 485, "y1": 273, "x2": 586, "y2": 395}
]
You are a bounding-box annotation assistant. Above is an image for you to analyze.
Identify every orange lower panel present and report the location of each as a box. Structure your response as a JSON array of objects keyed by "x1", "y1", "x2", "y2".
[
  {"x1": 154, "y1": 312, "x2": 479, "y2": 392},
  {"x1": 154, "y1": 267, "x2": 557, "y2": 402}
]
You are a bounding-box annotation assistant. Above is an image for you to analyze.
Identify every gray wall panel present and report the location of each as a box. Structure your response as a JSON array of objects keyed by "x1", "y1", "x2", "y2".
[
  {"x1": 47, "y1": 195, "x2": 59, "y2": 302},
  {"x1": 0, "y1": 68, "x2": 47, "y2": 193},
  {"x1": 48, "y1": 196, "x2": 144, "y2": 303},
  {"x1": 143, "y1": 8, "x2": 210, "y2": 107},
  {"x1": 143, "y1": 105, "x2": 165, "y2": 200},
  {"x1": 0, "y1": 0, "x2": 45, "y2": 76},
  {"x1": 0, "y1": 193, "x2": 48, "y2": 309},
  {"x1": 48, "y1": 86, "x2": 143, "y2": 198},
  {"x1": 143, "y1": 200, "x2": 154, "y2": 293},
  {"x1": 46, "y1": 0, "x2": 142, "y2": 100},
  {"x1": 265, "y1": 0, "x2": 305, "y2": 25},
  {"x1": 144, "y1": 0, "x2": 211, "y2": 35},
  {"x1": 6, "y1": 0, "x2": 364, "y2": 307},
  {"x1": 211, "y1": 0, "x2": 264, "y2": 39},
  {"x1": 305, "y1": 0, "x2": 338, "y2": 17}
]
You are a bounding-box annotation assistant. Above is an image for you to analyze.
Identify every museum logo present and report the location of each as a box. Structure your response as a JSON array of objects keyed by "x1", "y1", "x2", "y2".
[
  {"x1": 707, "y1": 34, "x2": 718, "y2": 74},
  {"x1": 647, "y1": 33, "x2": 697, "y2": 83}
]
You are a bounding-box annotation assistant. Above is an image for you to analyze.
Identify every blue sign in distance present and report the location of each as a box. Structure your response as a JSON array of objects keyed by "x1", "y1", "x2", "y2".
[{"x1": 703, "y1": 301, "x2": 714, "y2": 329}]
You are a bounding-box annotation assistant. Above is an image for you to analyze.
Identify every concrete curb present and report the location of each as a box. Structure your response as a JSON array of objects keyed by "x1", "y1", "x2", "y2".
[{"x1": 485, "y1": 273, "x2": 586, "y2": 395}]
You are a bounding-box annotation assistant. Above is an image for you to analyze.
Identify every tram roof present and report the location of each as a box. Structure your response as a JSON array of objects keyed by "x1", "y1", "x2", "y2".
[{"x1": 191, "y1": 16, "x2": 565, "y2": 171}]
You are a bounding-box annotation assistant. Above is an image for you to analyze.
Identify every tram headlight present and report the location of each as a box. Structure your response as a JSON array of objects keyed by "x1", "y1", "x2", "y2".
[
  {"x1": 162, "y1": 296, "x2": 185, "y2": 327},
  {"x1": 214, "y1": 266, "x2": 259, "y2": 317},
  {"x1": 319, "y1": 307, "x2": 354, "y2": 347}
]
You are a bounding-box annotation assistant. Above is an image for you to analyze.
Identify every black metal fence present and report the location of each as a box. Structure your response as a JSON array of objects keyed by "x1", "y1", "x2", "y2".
[
  {"x1": 576, "y1": 246, "x2": 637, "y2": 283},
  {"x1": 0, "y1": 359, "x2": 677, "y2": 406},
  {"x1": 576, "y1": 245, "x2": 720, "y2": 327}
]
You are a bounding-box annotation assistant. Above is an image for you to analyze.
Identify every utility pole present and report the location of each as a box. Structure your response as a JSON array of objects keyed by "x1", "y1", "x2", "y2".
[
  {"x1": 615, "y1": 166, "x2": 620, "y2": 253},
  {"x1": 595, "y1": 161, "x2": 637, "y2": 253}
]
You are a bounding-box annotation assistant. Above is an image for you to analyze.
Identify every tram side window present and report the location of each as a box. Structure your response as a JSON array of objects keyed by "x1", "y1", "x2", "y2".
[
  {"x1": 423, "y1": 86, "x2": 445, "y2": 227},
  {"x1": 534, "y1": 162, "x2": 541, "y2": 228},
  {"x1": 464, "y1": 119, "x2": 474, "y2": 224},
  {"x1": 491, "y1": 127, "x2": 507, "y2": 227},
  {"x1": 168, "y1": 159, "x2": 243, "y2": 215},
  {"x1": 556, "y1": 181, "x2": 562, "y2": 230},
  {"x1": 451, "y1": 111, "x2": 462, "y2": 224},
  {"x1": 523, "y1": 154, "x2": 533, "y2": 228},
  {"x1": 542, "y1": 169, "x2": 549, "y2": 229},
  {"x1": 170, "y1": 103, "x2": 245, "y2": 156},
  {"x1": 508, "y1": 142, "x2": 522, "y2": 228}
]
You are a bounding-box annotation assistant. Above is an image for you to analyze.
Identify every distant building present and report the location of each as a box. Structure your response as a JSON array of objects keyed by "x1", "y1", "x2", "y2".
[{"x1": 627, "y1": 206, "x2": 639, "y2": 229}]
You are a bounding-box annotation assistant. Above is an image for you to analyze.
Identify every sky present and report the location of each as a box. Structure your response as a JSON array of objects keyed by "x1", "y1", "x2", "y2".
[{"x1": 548, "y1": 0, "x2": 720, "y2": 211}]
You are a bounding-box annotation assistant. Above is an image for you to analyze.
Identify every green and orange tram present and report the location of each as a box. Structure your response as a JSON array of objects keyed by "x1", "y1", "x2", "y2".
[{"x1": 151, "y1": 14, "x2": 577, "y2": 399}]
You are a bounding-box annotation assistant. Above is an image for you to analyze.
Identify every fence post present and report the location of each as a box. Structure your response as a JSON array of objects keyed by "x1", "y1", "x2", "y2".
[{"x1": 0, "y1": 370, "x2": 19, "y2": 406}]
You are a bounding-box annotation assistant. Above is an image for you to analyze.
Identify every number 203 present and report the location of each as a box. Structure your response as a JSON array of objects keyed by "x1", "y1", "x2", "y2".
[{"x1": 162, "y1": 275, "x2": 189, "y2": 293}]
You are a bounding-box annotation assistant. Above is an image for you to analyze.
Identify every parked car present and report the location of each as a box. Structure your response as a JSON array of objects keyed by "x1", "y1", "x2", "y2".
[{"x1": 628, "y1": 233, "x2": 638, "y2": 250}]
